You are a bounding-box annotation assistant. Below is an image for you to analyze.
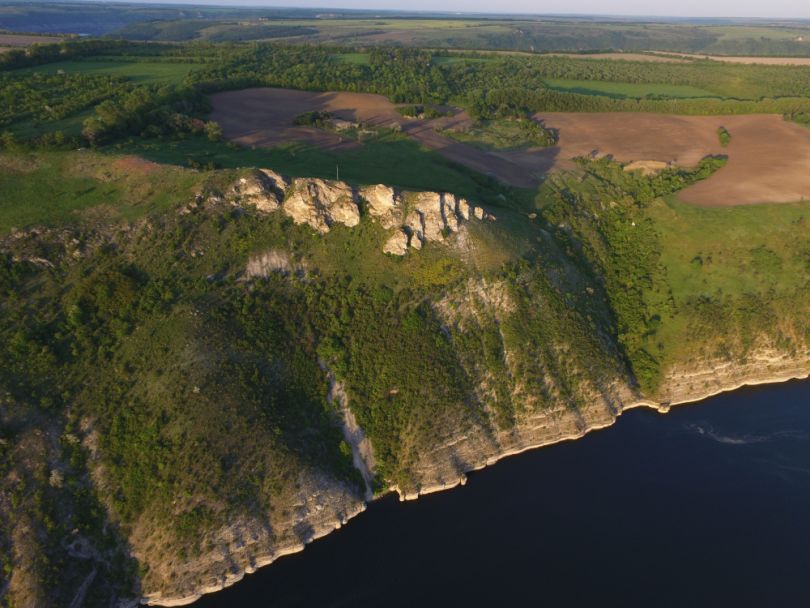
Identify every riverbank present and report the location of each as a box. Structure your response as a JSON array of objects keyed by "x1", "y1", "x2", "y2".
[{"x1": 144, "y1": 349, "x2": 810, "y2": 606}]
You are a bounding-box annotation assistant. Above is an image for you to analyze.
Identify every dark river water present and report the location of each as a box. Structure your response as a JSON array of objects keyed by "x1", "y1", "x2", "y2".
[{"x1": 197, "y1": 380, "x2": 810, "y2": 608}]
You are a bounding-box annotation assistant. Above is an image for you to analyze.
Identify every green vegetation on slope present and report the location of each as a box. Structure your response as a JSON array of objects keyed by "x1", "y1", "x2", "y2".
[{"x1": 442, "y1": 118, "x2": 557, "y2": 150}]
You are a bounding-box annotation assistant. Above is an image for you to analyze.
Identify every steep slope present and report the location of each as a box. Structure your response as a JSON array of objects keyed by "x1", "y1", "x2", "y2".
[{"x1": 1, "y1": 150, "x2": 808, "y2": 606}]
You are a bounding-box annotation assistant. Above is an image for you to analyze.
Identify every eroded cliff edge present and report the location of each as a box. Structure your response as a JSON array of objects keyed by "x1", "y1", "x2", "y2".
[{"x1": 141, "y1": 352, "x2": 810, "y2": 606}]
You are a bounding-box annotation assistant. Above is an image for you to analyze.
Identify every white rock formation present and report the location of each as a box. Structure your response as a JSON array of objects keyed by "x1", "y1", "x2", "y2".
[
  {"x1": 283, "y1": 178, "x2": 360, "y2": 234},
  {"x1": 411, "y1": 192, "x2": 445, "y2": 241},
  {"x1": 223, "y1": 170, "x2": 493, "y2": 254},
  {"x1": 245, "y1": 250, "x2": 305, "y2": 278},
  {"x1": 382, "y1": 228, "x2": 409, "y2": 256},
  {"x1": 230, "y1": 169, "x2": 288, "y2": 212},
  {"x1": 361, "y1": 184, "x2": 402, "y2": 229},
  {"x1": 457, "y1": 198, "x2": 471, "y2": 220}
]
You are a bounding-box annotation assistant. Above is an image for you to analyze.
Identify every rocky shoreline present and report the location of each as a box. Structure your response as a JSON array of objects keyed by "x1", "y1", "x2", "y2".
[{"x1": 142, "y1": 350, "x2": 809, "y2": 606}]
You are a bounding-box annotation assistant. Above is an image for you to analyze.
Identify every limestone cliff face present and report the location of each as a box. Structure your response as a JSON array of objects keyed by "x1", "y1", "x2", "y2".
[
  {"x1": 143, "y1": 340, "x2": 810, "y2": 606},
  {"x1": 138, "y1": 473, "x2": 364, "y2": 607}
]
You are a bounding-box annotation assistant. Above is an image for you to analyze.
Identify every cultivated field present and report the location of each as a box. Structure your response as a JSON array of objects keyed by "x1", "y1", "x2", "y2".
[
  {"x1": 537, "y1": 112, "x2": 810, "y2": 205},
  {"x1": 211, "y1": 88, "x2": 810, "y2": 205},
  {"x1": 210, "y1": 88, "x2": 548, "y2": 187},
  {"x1": 668, "y1": 53, "x2": 810, "y2": 65},
  {"x1": 547, "y1": 52, "x2": 688, "y2": 62},
  {"x1": 0, "y1": 33, "x2": 64, "y2": 49}
]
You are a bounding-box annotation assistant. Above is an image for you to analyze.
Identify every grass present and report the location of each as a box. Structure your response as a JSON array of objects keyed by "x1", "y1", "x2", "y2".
[
  {"x1": 9, "y1": 109, "x2": 92, "y2": 138},
  {"x1": 544, "y1": 78, "x2": 718, "y2": 99},
  {"x1": 331, "y1": 53, "x2": 370, "y2": 65},
  {"x1": 115, "y1": 132, "x2": 530, "y2": 209},
  {"x1": 432, "y1": 56, "x2": 494, "y2": 65},
  {"x1": 647, "y1": 194, "x2": 810, "y2": 364},
  {"x1": 0, "y1": 152, "x2": 202, "y2": 234},
  {"x1": 652, "y1": 195, "x2": 810, "y2": 299},
  {"x1": 13, "y1": 59, "x2": 202, "y2": 84},
  {"x1": 442, "y1": 118, "x2": 555, "y2": 150}
]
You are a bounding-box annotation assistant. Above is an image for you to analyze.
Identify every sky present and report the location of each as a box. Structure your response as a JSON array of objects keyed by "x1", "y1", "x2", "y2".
[{"x1": 122, "y1": 0, "x2": 810, "y2": 19}]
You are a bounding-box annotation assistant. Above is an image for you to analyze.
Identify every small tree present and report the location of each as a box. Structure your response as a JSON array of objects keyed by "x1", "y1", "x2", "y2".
[{"x1": 205, "y1": 121, "x2": 223, "y2": 142}]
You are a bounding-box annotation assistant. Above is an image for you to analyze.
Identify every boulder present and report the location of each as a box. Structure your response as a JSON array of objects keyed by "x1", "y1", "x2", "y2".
[
  {"x1": 231, "y1": 169, "x2": 287, "y2": 213},
  {"x1": 457, "y1": 198, "x2": 471, "y2": 220},
  {"x1": 283, "y1": 178, "x2": 360, "y2": 234},
  {"x1": 361, "y1": 184, "x2": 401, "y2": 229},
  {"x1": 382, "y1": 228, "x2": 409, "y2": 256},
  {"x1": 412, "y1": 192, "x2": 446, "y2": 241}
]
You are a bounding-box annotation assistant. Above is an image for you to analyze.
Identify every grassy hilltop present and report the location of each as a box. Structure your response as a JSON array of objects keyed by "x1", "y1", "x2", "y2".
[{"x1": 1, "y1": 32, "x2": 810, "y2": 607}]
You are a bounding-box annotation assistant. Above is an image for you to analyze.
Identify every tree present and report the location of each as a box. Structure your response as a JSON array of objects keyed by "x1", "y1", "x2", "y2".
[{"x1": 204, "y1": 121, "x2": 223, "y2": 142}]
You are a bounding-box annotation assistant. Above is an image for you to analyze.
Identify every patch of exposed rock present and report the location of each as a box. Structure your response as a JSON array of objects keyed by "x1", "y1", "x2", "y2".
[
  {"x1": 396, "y1": 192, "x2": 491, "y2": 255},
  {"x1": 382, "y1": 228, "x2": 409, "y2": 256},
  {"x1": 219, "y1": 170, "x2": 493, "y2": 255},
  {"x1": 360, "y1": 184, "x2": 401, "y2": 229},
  {"x1": 229, "y1": 169, "x2": 289, "y2": 212},
  {"x1": 283, "y1": 178, "x2": 360, "y2": 234},
  {"x1": 244, "y1": 250, "x2": 305, "y2": 279},
  {"x1": 623, "y1": 160, "x2": 670, "y2": 176}
]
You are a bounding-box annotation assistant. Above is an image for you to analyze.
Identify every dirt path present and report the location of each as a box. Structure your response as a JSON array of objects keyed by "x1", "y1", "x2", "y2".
[{"x1": 211, "y1": 88, "x2": 810, "y2": 205}]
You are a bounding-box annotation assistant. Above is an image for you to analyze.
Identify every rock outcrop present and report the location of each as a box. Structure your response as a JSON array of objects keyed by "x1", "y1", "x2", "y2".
[
  {"x1": 223, "y1": 170, "x2": 492, "y2": 254},
  {"x1": 360, "y1": 184, "x2": 401, "y2": 229},
  {"x1": 229, "y1": 169, "x2": 288, "y2": 212},
  {"x1": 399, "y1": 192, "x2": 489, "y2": 251},
  {"x1": 283, "y1": 178, "x2": 360, "y2": 233},
  {"x1": 382, "y1": 228, "x2": 409, "y2": 256},
  {"x1": 244, "y1": 250, "x2": 305, "y2": 278}
]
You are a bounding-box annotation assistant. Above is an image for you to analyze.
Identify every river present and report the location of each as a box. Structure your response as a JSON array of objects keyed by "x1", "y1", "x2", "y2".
[{"x1": 197, "y1": 379, "x2": 810, "y2": 607}]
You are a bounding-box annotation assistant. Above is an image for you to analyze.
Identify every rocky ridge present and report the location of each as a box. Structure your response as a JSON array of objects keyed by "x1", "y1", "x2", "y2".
[{"x1": 223, "y1": 169, "x2": 493, "y2": 255}]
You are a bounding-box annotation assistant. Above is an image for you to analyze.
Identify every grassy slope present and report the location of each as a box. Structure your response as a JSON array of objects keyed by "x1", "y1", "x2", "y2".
[
  {"x1": 649, "y1": 195, "x2": 810, "y2": 366},
  {"x1": 0, "y1": 152, "x2": 203, "y2": 235}
]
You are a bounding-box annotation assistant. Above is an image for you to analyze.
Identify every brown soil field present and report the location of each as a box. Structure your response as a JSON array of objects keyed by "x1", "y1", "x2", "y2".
[
  {"x1": 0, "y1": 33, "x2": 64, "y2": 48},
  {"x1": 211, "y1": 88, "x2": 810, "y2": 205},
  {"x1": 667, "y1": 53, "x2": 810, "y2": 65},
  {"x1": 546, "y1": 52, "x2": 688, "y2": 63},
  {"x1": 536, "y1": 112, "x2": 810, "y2": 205}
]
